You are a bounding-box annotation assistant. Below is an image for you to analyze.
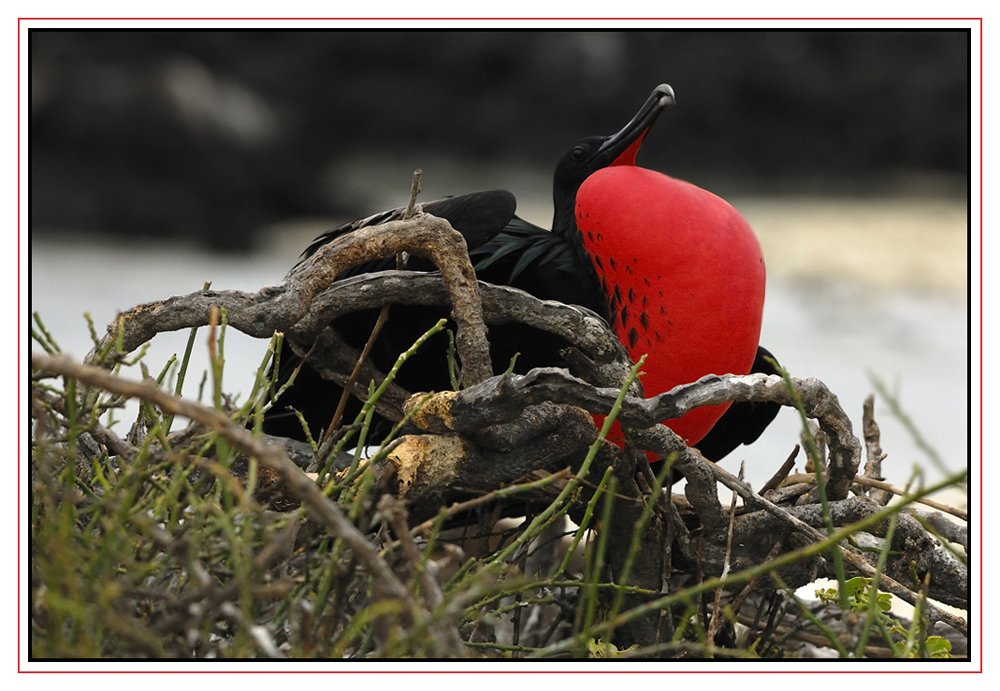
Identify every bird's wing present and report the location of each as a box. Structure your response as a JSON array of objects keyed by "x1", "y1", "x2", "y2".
[
  {"x1": 296, "y1": 190, "x2": 517, "y2": 278},
  {"x1": 300, "y1": 206, "x2": 408, "y2": 261},
  {"x1": 473, "y1": 216, "x2": 578, "y2": 280}
]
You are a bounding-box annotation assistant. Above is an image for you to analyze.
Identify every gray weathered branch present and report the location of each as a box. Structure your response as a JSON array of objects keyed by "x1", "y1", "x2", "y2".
[
  {"x1": 404, "y1": 366, "x2": 860, "y2": 500},
  {"x1": 88, "y1": 213, "x2": 494, "y2": 386}
]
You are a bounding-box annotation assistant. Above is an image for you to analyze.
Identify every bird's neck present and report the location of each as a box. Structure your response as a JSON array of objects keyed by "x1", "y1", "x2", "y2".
[{"x1": 548, "y1": 210, "x2": 611, "y2": 323}]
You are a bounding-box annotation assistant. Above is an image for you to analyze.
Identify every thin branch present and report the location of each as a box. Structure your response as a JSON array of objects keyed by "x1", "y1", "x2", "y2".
[
  {"x1": 862, "y1": 394, "x2": 894, "y2": 506},
  {"x1": 32, "y1": 352, "x2": 415, "y2": 608},
  {"x1": 761, "y1": 445, "x2": 799, "y2": 493}
]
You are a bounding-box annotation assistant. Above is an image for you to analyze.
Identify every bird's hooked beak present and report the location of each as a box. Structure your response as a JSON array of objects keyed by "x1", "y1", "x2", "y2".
[{"x1": 599, "y1": 83, "x2": 676, "y2": 167}]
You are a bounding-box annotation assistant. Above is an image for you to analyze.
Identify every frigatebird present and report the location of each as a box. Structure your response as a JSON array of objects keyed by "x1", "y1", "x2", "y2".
[{"x1": 263, "y1": 84, "x2": 779, "y2": 463}]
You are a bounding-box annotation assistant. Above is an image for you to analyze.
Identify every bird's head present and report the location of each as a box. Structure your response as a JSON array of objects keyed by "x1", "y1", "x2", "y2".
[{"x1": 552, "y1": 84, "x2": 675, "y2": 233}]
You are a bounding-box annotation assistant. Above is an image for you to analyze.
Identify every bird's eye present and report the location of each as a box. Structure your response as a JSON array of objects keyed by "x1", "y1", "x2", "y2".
[{"x1": 571, "y1": 146, "x2": 587, "y2": 161}]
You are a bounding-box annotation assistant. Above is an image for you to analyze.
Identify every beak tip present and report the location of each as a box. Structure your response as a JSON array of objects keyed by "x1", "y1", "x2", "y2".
[{"x1": 655, "y1": 84, "x2": 676, "y2": 106}]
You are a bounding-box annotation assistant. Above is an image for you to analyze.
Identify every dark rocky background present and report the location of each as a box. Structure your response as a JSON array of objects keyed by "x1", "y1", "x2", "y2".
[{"x1": 30, "y1": 29, "x2": 969, "y2": 250}]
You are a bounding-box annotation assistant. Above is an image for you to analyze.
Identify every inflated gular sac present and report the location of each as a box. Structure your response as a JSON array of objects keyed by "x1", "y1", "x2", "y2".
[{"x1": 577, "y1": 166, "x2": 766, "y2": 446}]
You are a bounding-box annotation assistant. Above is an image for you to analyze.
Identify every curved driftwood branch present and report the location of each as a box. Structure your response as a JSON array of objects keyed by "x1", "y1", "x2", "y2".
[
  {"x1": 294, "y1": 271, "x2": 628, "y2": 365},
  {"x1": 287, "y1": 215, "x2": 493, "y2": 385},
  {"x1": 87, "y1": 213, "x2": 494, "y2": 386},
  {"x1": 395, "y1": 367, "x2": 861, "y2": 543},
  {"x1": 288, "y1": 270, "x2": 637, "y2": 399},
  {"x1": 403, "y1": 366, "x2": 861, "y2": 500}
]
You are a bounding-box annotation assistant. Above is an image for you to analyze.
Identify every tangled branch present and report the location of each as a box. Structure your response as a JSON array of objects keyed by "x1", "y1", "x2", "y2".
[{"x1": 33, "y1": 199, "x2": 968, "y2": 657}]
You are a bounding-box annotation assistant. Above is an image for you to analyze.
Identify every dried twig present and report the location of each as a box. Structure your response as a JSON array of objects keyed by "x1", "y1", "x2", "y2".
[
  {"x1": 760, "y1": 445, "x2": 799, "y2": 493},
  {"x1": 32, "y1": 352, "x2": 416, "y2": 610},
  {"x1": 862, "y1": 395, "x2": 894, "y2": 505}
]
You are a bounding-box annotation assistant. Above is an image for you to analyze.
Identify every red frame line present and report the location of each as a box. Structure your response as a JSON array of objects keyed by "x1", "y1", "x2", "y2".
[{"x1": 17, "y1": 15, "x2": 982, "y2": 674}]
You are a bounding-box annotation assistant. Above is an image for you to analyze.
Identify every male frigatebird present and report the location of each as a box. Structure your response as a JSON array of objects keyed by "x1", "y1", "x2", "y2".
[{"x1": 263, "y1": 84, "x2": 779, "y2": 462}]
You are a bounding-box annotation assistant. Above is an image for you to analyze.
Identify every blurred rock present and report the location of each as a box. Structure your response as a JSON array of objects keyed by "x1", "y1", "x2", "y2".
[{"x1": 30, "y1": 30, "x2": 969, "y2": 249}]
